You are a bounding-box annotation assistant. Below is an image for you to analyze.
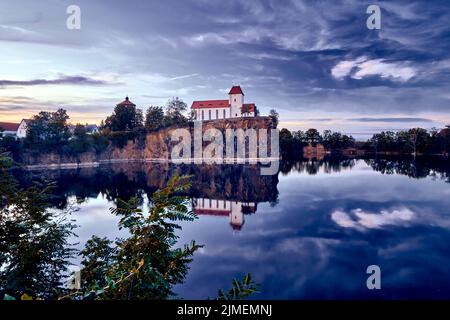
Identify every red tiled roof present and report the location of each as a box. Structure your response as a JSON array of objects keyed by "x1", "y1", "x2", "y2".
[
  {"x1": 229, "y1": 86, "x2": 244, "y2": 95},
  {"x1": 194, "y1": 208, "x2": 231, "y2": 216},
  {"x1": 117, "y1": 96, "x2": 136, "y2": 107},
  {"x1": 0, "y1": 122, "x2": 20, "y2": 131},
  {"x1": 191, "y1": 100, "x2": 230, "y2": 109}
]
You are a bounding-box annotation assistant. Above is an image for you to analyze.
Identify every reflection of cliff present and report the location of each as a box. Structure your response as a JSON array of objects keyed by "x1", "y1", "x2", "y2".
[
  {"x1": 16, "y1": 163, "x2": 279, "y2": 209},
  {"x1": 192, "y1": 198, "x2": 257, "y2": 231}
]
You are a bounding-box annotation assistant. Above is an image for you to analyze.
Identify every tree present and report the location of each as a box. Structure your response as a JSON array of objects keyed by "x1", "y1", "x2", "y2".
[
  {"x1": 268, "y1": 109, "x2": 279, "y2": 127},
  {"x1": 69, "y1": 124, "x2": 92, "y2": 153},
  {"x1": 165, "y1": 97, "x2": 187, "y2": 126},
  {"x1": 0, "y1": 156, "x2": 77, "y2": 299},
  {"x1": 62, "y1": 175, "x2": 201, "y2": 300},
  {"x1": 73, "y1": 124, "x2": 87, "y2": 138},
  {"x1": 25, "y1": 109, "x2": 71, "y2": 148},
  {"x1": 145, "y1": 106, "x2": 165, "y2": 131},
  {"x1": 104, "y1": 104, "x2": 144, "y2": 132},
  {"x1": 408, "y1": 128, "x2": 429, "y2": 157},
  {"x1": 187, "y1": 109, "x2": 197, "y2": 122},
  {"x1": 305, "y1": 128, "x2": 322, "y2": 146}
]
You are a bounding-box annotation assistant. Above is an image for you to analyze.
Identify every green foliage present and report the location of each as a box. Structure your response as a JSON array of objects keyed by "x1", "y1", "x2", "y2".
[
  {"x1": 304, "y1": 128, "x2": 322, "y2": 146},
  {"x1": 280, "y1": 128, "x2": 355, "y2": 158},
  {"x1": 322, "y1": 130, "x2": 355, "y2": 150},
  {"x1": 0, "y1": 155, "x2": 77, "y2": 300},
  {"x1": 65, "y1": 175, "x2": 202, "y2": 300},
  {"x1": 80, "y1": 236, "x2": 117, "y2": 289},
  {"x1": 25, "y1": 109, "x2": 71, "y2": 149},
  {"x1": 164, "y1": 97, "x2": 188, "y2": 126},
  {"x1": 0, "y1": 136, "x2": 22, "y2": 162},
  {"x1": 268, "y1": 109, "x2": 279, "y2": 127},
  {"x1": 0, "y1": 163, "x2": 260, "y2": 300},
  {"x1": 104, "y1": 104, "x2": 144, "y2": 132},
  {"x1": 367, "y1": 127, "x2": 447, "y2": 155},
  {"x1": 145, "y1": 106, "x2": 165, "y2": 131},
  {"x1": 216, "y1": 274, "x2": 260, "y2": 300}
]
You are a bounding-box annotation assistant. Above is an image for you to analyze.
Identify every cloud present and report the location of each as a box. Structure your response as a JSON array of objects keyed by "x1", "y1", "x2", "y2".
[
  {"x1": 353, "y1": 59, "x2": 417, "y2": 82},
  {"x1": 0, "y1": 24, "x2": 37, "y2": 35},
  {"x1": 331, "y1": 57, "x2": 367, "y2": 79},
  {"x1": 332, "y1": 57, "x2": 417, "y2": 82},
  {"x1": 349, "y1": 117, "x2": 434, "y2": 123},
  {"x1": 331, "y1": 207, "x2": 415, "y2": 231},
  {"x1": 0, "y1": 76, "x2": 113, "y2": 87}
]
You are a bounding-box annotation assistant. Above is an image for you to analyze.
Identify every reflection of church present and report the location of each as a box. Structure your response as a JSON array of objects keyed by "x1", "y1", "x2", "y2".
[{"x1": 192, "y1": 198, "x2": 257, "y2": 231}]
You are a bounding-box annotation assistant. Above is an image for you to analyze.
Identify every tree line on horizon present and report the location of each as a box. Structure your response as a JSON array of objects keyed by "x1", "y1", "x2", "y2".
[
  {"x1": 1, "y1": 99, "x2": 450, "y2": 160},
  {"x1": 278, "y1": 126, "x2": 450, "y2": 158},
  {"x1": 0, "y1": 97, "x2": 194, "y2": 159}
]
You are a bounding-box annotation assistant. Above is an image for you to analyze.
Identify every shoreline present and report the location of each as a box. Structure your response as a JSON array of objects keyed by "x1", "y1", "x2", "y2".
[{"x1": 22, "y1": 157, "x2": 282, "y2": 171}]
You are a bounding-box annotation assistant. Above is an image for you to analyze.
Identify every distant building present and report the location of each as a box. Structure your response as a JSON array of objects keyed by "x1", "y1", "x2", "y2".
[
  {"x1": 191, "y1": 86, "x2": 258, "y2": 121},
  {"x1": 17, "y1": 119, "x2": 31, "y2": 138},
  {"x1": 192, "y1": 198, "x2": 257, "y2": 231},
  {"x1": 0, "y1": 122, "x2": 20, "y2": 137},
  {"x1": 116, "y1": 96, "x2": 136, "y2": 107},
  {"x1": 69, "y1": 124, "x2": 99, "y2": 135}
]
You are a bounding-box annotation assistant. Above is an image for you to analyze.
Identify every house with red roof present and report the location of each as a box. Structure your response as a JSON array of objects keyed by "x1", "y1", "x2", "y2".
[
  {"x1": 0, "y1": 119, "x2": 31, "y2": 138},
  {"x1": 191, "y1": 86, "x2": 258, "y2": 121},
  {"x1": 0, "y1": 122, "x2": 20, "y2": 137}
]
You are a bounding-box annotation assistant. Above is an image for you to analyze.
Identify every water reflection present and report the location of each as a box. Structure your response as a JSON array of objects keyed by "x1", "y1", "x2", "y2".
[
  {"x1": 7, "y1": 156, "x2": 450, "y2": 299},
  {"x1": 193, "y1": 198, "x2": 257, "y2": 231}
]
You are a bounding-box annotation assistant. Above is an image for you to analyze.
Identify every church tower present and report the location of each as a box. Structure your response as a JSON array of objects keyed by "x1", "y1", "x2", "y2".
[{"x1": 229, "y1": 86, "x2": 244, "y2": 118}]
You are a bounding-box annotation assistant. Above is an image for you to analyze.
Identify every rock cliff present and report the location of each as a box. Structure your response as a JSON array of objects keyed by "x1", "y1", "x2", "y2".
[{"x1": 22, "y1": 117, "x2": 276, "y2": 167}]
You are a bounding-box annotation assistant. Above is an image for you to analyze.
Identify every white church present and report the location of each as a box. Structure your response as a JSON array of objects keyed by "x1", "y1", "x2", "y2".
[{"x1": 191, "y1": 86, "x2": 259, "y2": 121}]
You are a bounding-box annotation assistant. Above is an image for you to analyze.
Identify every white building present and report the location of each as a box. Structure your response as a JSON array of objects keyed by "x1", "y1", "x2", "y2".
[
  {"x1": 17, "y1": 119, "x2": 31, "y2": 138},
  {"x1": 192, "y1": 197, "x2": 257, "y2": 231},
  {"x1": 69, "y1": 124, "x2": 99, "y2": 135},
  {"x1": 191, "y1": 86, "x2": 258, "y2": 121},
  {"x1": 0, "y1": 122, "x2": 20, "y2": 137}
]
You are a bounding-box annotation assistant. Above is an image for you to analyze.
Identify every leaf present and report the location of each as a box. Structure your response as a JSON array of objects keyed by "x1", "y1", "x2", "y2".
[{"x1": 21, "y1": 293, "x2": 33, "y2": 300}]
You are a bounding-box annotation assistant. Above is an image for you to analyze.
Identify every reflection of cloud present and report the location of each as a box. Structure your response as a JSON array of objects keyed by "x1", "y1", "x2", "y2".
[{"x1": 332, "y1": 207, "x2": 415, "y2": 230}]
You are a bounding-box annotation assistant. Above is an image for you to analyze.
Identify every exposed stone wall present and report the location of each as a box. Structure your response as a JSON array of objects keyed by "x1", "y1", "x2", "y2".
[{"x1": 22, "y1": 117, "x2": 275, "y2": 167}]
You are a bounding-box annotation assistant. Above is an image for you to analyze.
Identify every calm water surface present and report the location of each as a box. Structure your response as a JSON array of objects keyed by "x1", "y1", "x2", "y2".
[{"x1": 15, "y1": 158, "x2": 450, "y2": 299}]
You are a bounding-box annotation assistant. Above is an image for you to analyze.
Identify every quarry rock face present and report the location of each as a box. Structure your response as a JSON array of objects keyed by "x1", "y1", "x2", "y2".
[{"x1": 22, "y1": 117, "x2": 276, "y2": 167}]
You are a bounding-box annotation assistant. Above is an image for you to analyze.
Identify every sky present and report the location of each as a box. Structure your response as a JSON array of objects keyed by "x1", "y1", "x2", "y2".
[{"x1": 1, "y1": 0, "x2": 450, "y2": 139}]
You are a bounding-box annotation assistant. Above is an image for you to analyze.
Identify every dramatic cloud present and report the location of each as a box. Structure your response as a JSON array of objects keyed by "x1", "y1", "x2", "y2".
[
  {"x1": 0, "y1": 76, "x2": 113, "y2": 87},
  {"x1": 0, "y1": 0, "x2": 449, "y2": 130},
  {"x1": 332, "y1": 57, "x2": 417, "y2": 82}
]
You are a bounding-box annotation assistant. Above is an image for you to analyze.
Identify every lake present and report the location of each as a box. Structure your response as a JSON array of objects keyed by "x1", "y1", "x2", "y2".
[{"x1": 12, "y1": 157, "x2": 450, "y2": 299}]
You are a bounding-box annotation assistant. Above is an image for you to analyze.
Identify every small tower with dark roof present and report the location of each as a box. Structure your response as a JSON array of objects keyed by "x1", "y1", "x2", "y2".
[{"x1": 117, "y1": 96, "x2": 136, "y2": 107}]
